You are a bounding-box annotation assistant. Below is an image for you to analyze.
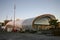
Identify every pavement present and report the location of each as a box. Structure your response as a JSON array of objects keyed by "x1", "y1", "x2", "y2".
[{"x1": 0, "y1": 32, "x2": 60, "y2": 40}]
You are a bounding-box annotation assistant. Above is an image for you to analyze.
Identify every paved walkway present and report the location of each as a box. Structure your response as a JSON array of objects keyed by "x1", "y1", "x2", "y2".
[{"x1": 0, "y1": 32, "x2": 60, "y2": 40}]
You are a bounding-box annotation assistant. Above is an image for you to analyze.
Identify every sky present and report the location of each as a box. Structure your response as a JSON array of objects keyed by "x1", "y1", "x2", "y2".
[{"x1": 0, "y1": 0, "x2": 60, "y2": 22}]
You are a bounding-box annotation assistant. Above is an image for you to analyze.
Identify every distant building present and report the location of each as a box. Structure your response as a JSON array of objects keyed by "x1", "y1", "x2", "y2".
[
  {"x1": 0, "y1": 22, "x2": 4, "y2": 26},
  {"x1": 0, "y1": 22, "x2": 2, "y2": 26}
]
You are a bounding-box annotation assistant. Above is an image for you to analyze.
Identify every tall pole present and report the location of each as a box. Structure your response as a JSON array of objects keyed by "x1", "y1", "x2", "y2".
[{"x1": 14, "y1": 4, "x2": 16, "y2": 29}]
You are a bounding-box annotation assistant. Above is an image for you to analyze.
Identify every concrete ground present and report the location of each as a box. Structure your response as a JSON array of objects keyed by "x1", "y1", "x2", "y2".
[{"x1": 0, "y1": 32, "x2": 60, "y2": 40}]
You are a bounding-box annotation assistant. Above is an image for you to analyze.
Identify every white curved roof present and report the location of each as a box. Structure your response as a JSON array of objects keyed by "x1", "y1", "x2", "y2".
[
  {"x1": 6, "y1": 20, "x2": 24, "y2": 28},
  {"x1": 22, "y1": 14, "x2": 56, "y2": 26},
  {"x1": 22, "y1": 18, "x2": 35, "y2": 26},
  {"x1": 6, "y1": 14, "x2": 56, "y2": 27}
]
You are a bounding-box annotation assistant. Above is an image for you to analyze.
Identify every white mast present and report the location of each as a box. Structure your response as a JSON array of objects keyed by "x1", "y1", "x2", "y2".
[{"x1": 14, "y1": 3, "x2": 16, "y2": 28}]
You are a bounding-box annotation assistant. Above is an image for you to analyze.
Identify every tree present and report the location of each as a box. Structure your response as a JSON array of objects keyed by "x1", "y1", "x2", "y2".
[
  {"x1": 49, "y1": 19, "x2": 60, "y2": 36},
  {"x1": 49, "y1": 19, "x2": 58, "y2": 29}
]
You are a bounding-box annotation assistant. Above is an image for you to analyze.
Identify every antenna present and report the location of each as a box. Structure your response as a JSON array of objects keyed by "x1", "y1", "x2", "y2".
[{"x1": 14, "y1": 3, "x2": 16, "y2": 28}]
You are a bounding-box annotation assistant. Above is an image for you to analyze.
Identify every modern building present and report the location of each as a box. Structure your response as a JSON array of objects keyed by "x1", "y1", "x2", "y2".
[
  {"x1": 5, "y1": 14, "x2": 56, "y2": 32},
  {"x1": 22, "y1": 14, "x2": 56, "y2": 31}
]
